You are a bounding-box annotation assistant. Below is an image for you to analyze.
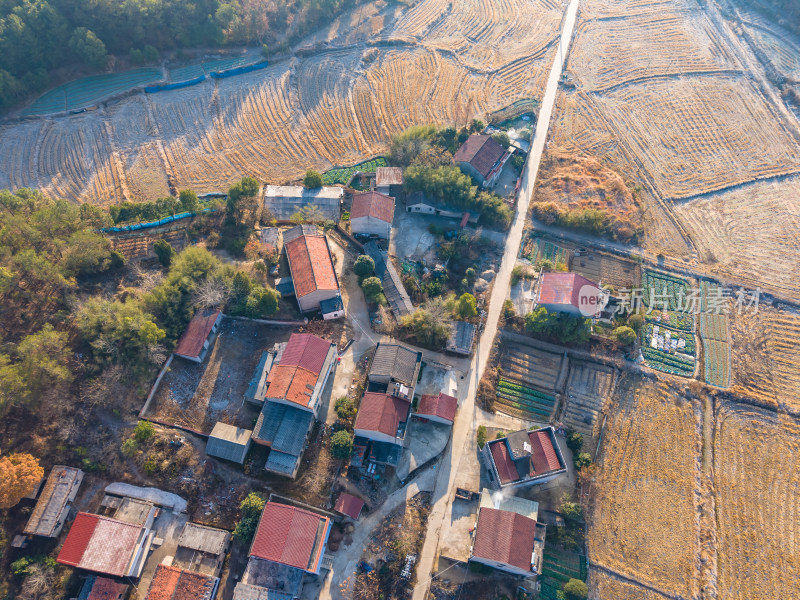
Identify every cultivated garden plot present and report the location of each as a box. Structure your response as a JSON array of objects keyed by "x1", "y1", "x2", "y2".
[
  {"x1": 713, "y1": 403, "x2": 800, "y2": 599},
  {"x1": 589, "y1": 377, "x2": 700, "y2": 599},
  {"x1": 698, "y1": 314, "x2": 731, "y2": 388},
  {"x1": 562, "y1": 361, "x2": 615, "y2": 441},
  {"x1": 495, "y1": 343, "x2": 564, "y2": 419},
  {"x1": 570, "y1": 252, "x2": 640, "y2": 292},
  {"x1": 593, "y1": 74, "x2": 800, "y2": 200},
  {"x1": 520, "y1": 233, "x2": 571, "y2": 266}
]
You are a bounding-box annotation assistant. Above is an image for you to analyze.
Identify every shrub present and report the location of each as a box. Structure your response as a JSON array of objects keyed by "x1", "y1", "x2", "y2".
[
  {"x1": 465, "y1": 267, "x2": 477, "y2": 283},
  {"x1": 334, "y1": 396, "x2": 356, "y2": 422},
  {"x1": 502, "y1": 299, "x2": 516, "y2": 319},
  {"x1": 613, "y1": 325, "x2": 637, "y2": 345},
  {"x1": 563, "y1": 579, "x2": 588, "y2": 600},
  {"x1": 331, "y1": 430, "x2": 354, "y2": 459},
  {"x1": 456, "y1": 292, "x2": 477, "y2": 318},
  {"x1": 361, "y1": 276, "x2": 384, "y2": 303},
  {"x1": 560, "y1": 499, "x2": 583, "y2": 521},
  {"x1": 566, "y1": 431, "x2": 584, "y2": 453},
  {"x1": 354, "y1": 255, "x2": 375, "y2": 279},
  {"x1": 477, "y1": 425, "x2": 487, "y2": 449},
  {"x1": 121, "y1": 438, "x2": 138, "y2": 457},
  {"x1": 134, "y1": 421, "x2": 155, "y2": 443},
  {"x1": 573, "y1": 452, "x2": 592, "y2": 470},
  {"x1": 303, "y1": 169, "x2": 323, "y2": 188},
  {"x1": 628, "y1": 313, "x2": 644, "y2": 331},
  {"x1": 153, "y1": 239, "x2": 176, "y2": 267},
  {"x1": 11, "y1": 557, "x2": 31, "y2": 577}
]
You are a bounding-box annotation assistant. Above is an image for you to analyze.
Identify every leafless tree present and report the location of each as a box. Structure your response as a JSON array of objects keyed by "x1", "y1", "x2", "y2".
[
  {"x1": 130, "y1": 262, "x2": 164, "y2": 293},
  {"x1": 193, "y1": 276, "x2": 230, "y2": 309},
  {"x1": 19, "y1": 564, "x2": 56, "y2": 600}
]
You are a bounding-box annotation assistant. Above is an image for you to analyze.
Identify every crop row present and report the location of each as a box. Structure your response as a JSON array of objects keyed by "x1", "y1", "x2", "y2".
[
  {"x1": 645, "y1": 322, "x2": 696, "y2": 355},
  {"x1": 642, "y1": 347, "x2": 695, "y2": 377},
  {"x1": 498, "y1": 378, "x2": 556, "y2": 401},
  {"x1": 646, "y1": 309, "x2": 694, "y2": 332},
  {"x1": 703, "y1": 339, "x2": 731, "y2": 388},
  {"x1": 322, "y1": 157, "x2": 388, "y2": 185},
  {"x1": 642, "y1": 269, "x2": 692, "y2": 313},
  {"x1": 495, "y1": 393, "x2": 553, "y2": 418}
]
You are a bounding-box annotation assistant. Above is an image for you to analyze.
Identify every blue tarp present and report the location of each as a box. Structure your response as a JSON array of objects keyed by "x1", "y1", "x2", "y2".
[
  {"x1": 101, "y1": 207, "x2": 217, "y2": 233},
  {"x1": 209, "y1": 61, "x2": 268, "y2": 79},
  {"x1": 145, "y1": 75, "x2": 206, "y2": 93}
]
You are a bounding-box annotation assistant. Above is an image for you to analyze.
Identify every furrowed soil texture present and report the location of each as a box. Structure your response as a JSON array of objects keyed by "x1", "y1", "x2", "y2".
[
  {"x1": 0, "y1": 0, "x2": 565, "y2": 204},
  {"x1": 588, "y1": 376, "x2": 700, "y2": 598}
]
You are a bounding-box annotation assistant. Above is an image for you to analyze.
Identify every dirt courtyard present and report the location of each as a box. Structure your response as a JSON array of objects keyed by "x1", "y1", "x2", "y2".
[{"x1": 144, "y1": 317, "x2": 297, "y2": 433}]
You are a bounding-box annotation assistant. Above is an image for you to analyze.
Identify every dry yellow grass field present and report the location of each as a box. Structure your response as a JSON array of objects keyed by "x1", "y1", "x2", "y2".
[
  {"x1": 0, "y1": 0, "x2": 564, "y2": 204},
  {"x1": 714, "y1": 403, "x2": 800, "y2": 599},
  {"x1": 588, "y1": 376, "x2": 700, "y2": 598},
  {"x1": 589, "y1": 570, "x2": 676, "y2": 600}
]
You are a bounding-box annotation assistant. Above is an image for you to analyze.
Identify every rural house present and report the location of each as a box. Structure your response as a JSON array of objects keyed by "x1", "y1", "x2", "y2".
[
  {"x1": 469, "y1": 489, "x2": 544, "y2": 577},
  {"x1": 263, "y1": 185, "x2": 343, "y2": 221},
  {"x1": 454, "y1": 134, "x2": 512, "y2": 188},
  {"x1": 350, "y1": 191, "x2": 394, "y2": 239},
  {"x1": 206, "y1": 422, "x2": 253, "y2": 464},
  {"x1": 175, "y1": 522, "x2": 231, "y2": 576},
  {"x1": 174, "y1": 308, "x2": 222, "y2": 362},
  {"x1": 375, "y1": 166, "x2": 403, "y2": 195},
  {"x1": 482, "y1": 426, "x2": 567, "y2": 490},
  {"x1": 74, "y1": 576, "x2": 129, "y2": 600},
  {"x1": 333, "y1": 492, "x2": 365, "y2": 521},
  {"x1": 447, "y1": 320, "x2": 477, "y2": 356},
  {"x1": 536, "y1": 272, "x2": 604, "y2": 317},
  {"x1": 284, "y1": 225, "x2": 341, "y2": 314},
  {"x1": 367, "y1": 342, "x2": 422, "y2": 398},
  {"x1": 405, "y1": 191, "x2": 480, "y2": 223},
  {"x1": 252, "y1": 333, "x2": 337, "y2": 478},
  {"x1": 144, "y1": 565, "x2": 220, "y2": 600},
  {"x1": 415, "y1": 392, "x2": 458, "y2": 426},
  {"x1": 24, "y1": 465, "x2": 84, "y2": 538},
  {"x1": 354, "y1": 392, "x2": 412, "y2": 449},
  {"x1": 234, "y1": 501, "x2": 332, "y2": 600}
]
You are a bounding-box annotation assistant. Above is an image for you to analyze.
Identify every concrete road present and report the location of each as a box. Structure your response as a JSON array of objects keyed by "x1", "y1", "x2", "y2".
[{"x1": 410, "y1": 0, "x2": 583, "y2": 597}]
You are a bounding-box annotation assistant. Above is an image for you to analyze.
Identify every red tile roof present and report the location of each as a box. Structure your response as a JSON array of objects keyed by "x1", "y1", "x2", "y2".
[
  {"x1": 285, "y1": 233, "x2": 339, "y2": 299},
  {"x1": 144, "y1": 565, "x2": 218, "y2": 600},
  {"x1": 375, "y1": 167, "x2": 403, "y2": 186},
  {"x1": 57, "y1": 513, "x2": 143, "y2": 577},
  {"x1": 175, "y1": 309, "x2": 220, "y2": 359},
  {"x1": 334, "y1": 493, "x2": 365, "y2": 520},
  {"x1": 250, "y1": 503, "x2": 329, "y2": 572},
  {"x1": 87, "y1": 577, "x2": 128, "y2": 600},
  {"x1": 351, "y1": 191, "x2": 395, "y2": 223},
  {"x1": 454, "y1": 134, "x2": 506, "y2": 179},
  {"x1": 488, "y1": 440, "x2": 518, "y2": 484},
  {"x1": 417, "y1": 393, "x2": 458, "y2": 422},
  {"x1": 264, "y1": 365, "x2": 319, "y2": 407},
  {"x1": 355, "y1": 392, "x2": 411, "y2": 438},
  {"x1": 280, "y1": 333, "x2": 332, "y2": 375},
  {"x1": 537, "y1": 272, "x2": 599, "y2": 309},
  {"x1": 472, "y1": 508, "x2": 536, "y2": 572},
  {"x1": 530, "y1": 429, "x2": 562, "y2": 473}
]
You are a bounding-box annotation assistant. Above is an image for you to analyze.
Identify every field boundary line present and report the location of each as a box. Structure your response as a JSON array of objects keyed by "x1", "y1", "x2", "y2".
[
  {"x1": 587, "y1": 68, "x2": 744, "y2": 95},
  {"x1": 588, "y1": 564, "x2": 687, "y2": 600}
]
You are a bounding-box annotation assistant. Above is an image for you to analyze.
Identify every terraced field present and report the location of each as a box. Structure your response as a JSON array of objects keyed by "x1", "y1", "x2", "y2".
[
  {"x1": 562, "y1": 361, "x2": 615, "y2": 441},
  {"x1": 588, "y1": 377, "x2": 700, "y2": 598},
  {"x1": 714, "y1": 403, "x2": 800, "y2": 599},
  {"x1": 499, "y1": 345, "x2": 564, "y2": 391},
  {"x1": 569, "y1": 252, "x2": 640, "y2": 292}
]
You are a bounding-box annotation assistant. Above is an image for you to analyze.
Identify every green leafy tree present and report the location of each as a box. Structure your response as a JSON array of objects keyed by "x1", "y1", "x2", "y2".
[
  {"x1": 233, "y1": 492, "x2": 266, "y2": 542},
  {"x1": 303, "y1": 169, "x2": 323, "y2": 188},
  {"x1": 353, "y1": 255, "x2": 375, "y2": 279},
  {"x1": 331, "y1": 430, "x2": 353, "y2": 459},
  {"x1": 628, "y1": 313, "x2": 644, "y2": 331},
  {"x1": 573, "y1": 452, "x2": 592, "y2": 470},
  {"x1": 477, "y1": 425, "x2": 487, "y2": 449},
  {"x1": 455, "y1": 292, "x2": 477, "y2": 318},
  {"x1": 153, "y1": 239, "x2": 177, "y2": 268},
  {"x1": 68, "y1": 27, "x2": 107, "y2": 68},
  {"x1": 334, "y1": 396, "x2": 356, "y2": 422},
  {"x1": 491, "y1": 131, "x2": 511, "y2": 149},
  {"x1": 134, "y1": 421, "x2": 155, "y2": 443},
  {"x1": 563, "y1": 579, "x2": 588, "y2": 600},
  {"x1": 179, "y1": 190, "x2": 200, "y2": 213},
  {"x1": 469, "y1": 119, "x2": 485, "y2": 133},
  {"x1": 361, "y1": 276, "x2": 384, "y2": 303},
  {"x1": 613, "y1": 325, "x2": 637, "y2": 345},
  {"x1": 566, "y1": 431, "x2": 584, "y2": 453},
  {"x1": 400, "y1": 298, "x2": 451, "y2": 348}
]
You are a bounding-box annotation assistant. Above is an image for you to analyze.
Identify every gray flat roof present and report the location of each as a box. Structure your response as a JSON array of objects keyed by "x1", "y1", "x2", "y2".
[
  {"x1": 23, "y1": 466, "x2": 83, "y2": 537},
  {"x1": 369, "y1": 343, "x2": 421, "y2": 387},
  {"x1": 178, "y1": 522, "x2": 230, "y2": 555}
]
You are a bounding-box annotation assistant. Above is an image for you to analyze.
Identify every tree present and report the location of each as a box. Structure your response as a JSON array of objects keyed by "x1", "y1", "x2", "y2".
[
  {"x1": 179, "y1": 190, "x2": 200, "y2": 213},
  {"x1": 361, "y1": 276, "x2": 384, "y2": 303},
  {"x1": 334, "y1": 396, "x2": 356, "y2": 422},
  {"x1": 566, "y1": 431, "x2": 584, "y2": 453},
  {"x1": 303, "y1": 169, "x2": 323, "y2": 188},
  {"x1": 613, "y1": 325, "x2": 637, "y2": 345},
  {"x1": 68, "y1": 27, "x2": 107, "y2": 69},
  {"x1": 153, "y1": 239, "x2": 177, "y2": 268},
  {"x1": 331, "y1": 430, "x2": 353, "y2": 459},
  {"x1": 353, "y1": 255, "x2": 375, "y2": 279},
  {"x1": 0, "y1": 453, "x2": 43, "y2": 509},
  {"x1": 491, "y1": 131, "x2": 511, "y2": 149},
  {"x1": 628, "y1": 313, "x2": 644, "y2": 332},
  {"x1": 233, "y1": 492, "x2": 265, "y2": 542},
  {"x1": 469, "y1": 119, "x2": 485, "y2": 133},
  {"x1": 134, "y1": 420, "x2": 155, "y2": 443},
  {"x1": 563, "y1": 579, "x2": 588, "y2": 600},
  {"x1": 401, "y1": 298, "x2": 451, "y2": 348},
  {"x1": 476, "y1": 425, "x2": 487, "y2": 449},
  {"x1": 573, "y1": 452, "x2": 592, "y2": 470},
  {"x1": 455, "y1": 292, "x2": 477, "y2": 318}
]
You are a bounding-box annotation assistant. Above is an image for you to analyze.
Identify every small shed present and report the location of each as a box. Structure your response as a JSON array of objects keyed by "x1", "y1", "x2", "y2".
[
  {"x1": 259, "y1": 227, "x2": 283, "y2": 255},
  {"x1": 447, "y1": 321, "x2": 477, "y2": 355},
  {"x1": 334, "y1": 493, "x2": 365, "y2": 520},
  {"x1": 206, "y1": 422, "x2": 252, "y2": 464},
  {"x1": 320, "y1": 295, "x2": 345, "y2": 320},
  {"x1": 175, "y1": 309, "x2": 222, "y2": 362},
  {"x1": 375, "y1": 167, "x2": 403, "y2": 196}
]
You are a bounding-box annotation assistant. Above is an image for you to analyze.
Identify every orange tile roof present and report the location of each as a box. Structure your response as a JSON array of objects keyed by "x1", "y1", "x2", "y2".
[
  {"x1": 472, "y1": 508, "x2": 536, "y2": 572},
  {"x1": 285, "y1": 233, "x2": 338, "y2": 299},
  {"x1": 351, "y1": 191, "x2": 395, "y2": 223},
  {"x1": 265, "y1": 365, "x2": 319, "y2": 408},
  {"x1": 175, "y1": 309, "x2": 220, "y2": 359}
]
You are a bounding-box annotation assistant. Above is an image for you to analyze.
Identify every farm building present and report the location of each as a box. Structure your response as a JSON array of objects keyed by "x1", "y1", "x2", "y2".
[
  {"x1": 234, "y1": 502, "x2": 331, "y2": 599},
  {"x1": 252, "y1": 333, "x2": 337, "y2": 478},
  {"x1": 350, "y1": 191, "x2": 394, "y2": 239},
  {"x1": 536, "y1": 272, "x2": 604, "y2": 318},
  {"x1": 206, "y1": 422, "x2": 253, "y2": 464},
  {"x1": 319, "y1": 295, "x2": 345, "y2": 320},
  {"x1": 333, "y1": 493, "x2": 365, "y2": 521},
  {"x1": 469, "y1": 489, "x2": 543, "y2": 577},
  {"x1": 454, "y1": 134, "x2": 512, "y2": 188},
  {"x1": 244, "y1": 350, "x2": 276, "y2": 405},
  {"x1": 259, "y1": 227, "x2": 283, "y2": 255},
  {"x1": 23, "y1": 465, "x2": 84, "y2": 538},
  {"x1": 354, "y1": 392, "x2": 412, "y2": 466},
  {"x1": 263, "y1": 185, "x2": 342, "y2": 221},
  {"x1": 405, "y1": 191, "x2": 479, "y2": 223},
  {"x1": 174, "y1": 522, "x2": 230, "y2": 576},
  {"x1": 144, "y1": 564, "x2": 219, "y2": 600},
  {"x1": 274, "y1": 277, "x2": 295, "y2": 297},
  {"x1": 375, "y1": 166, "x2": 403, "y2": 195},
  {"x1": 482, "y1": 426, "x2": 567, "y2": 491},
  {"x1": 74, "y1": 575, "x2": 129, "y2": 600},
  {"x1": 415, "y1": 392, "x2": 458, "y2": 425},
  {"x1": 368, "y1": 342, "x2": 422, "y2": 395},
  {"x1": 263, "y1": 185, "x2": 343, "y2": 221},
  {"x1": 447, "y1": 321, "x2": 477, "y2": 355},
  {"x1": 363, "y1": 241, "x2": 413, "y2": 318},
  {"x1": 57, "y1": 510, "x2": 156, "y2": 577},
  {"x1": 284, "y1": 225, "x2": 341, "y2": 314},
  {"x1": 174, "y1": 308, "x2": 222, "y2": 362}
]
